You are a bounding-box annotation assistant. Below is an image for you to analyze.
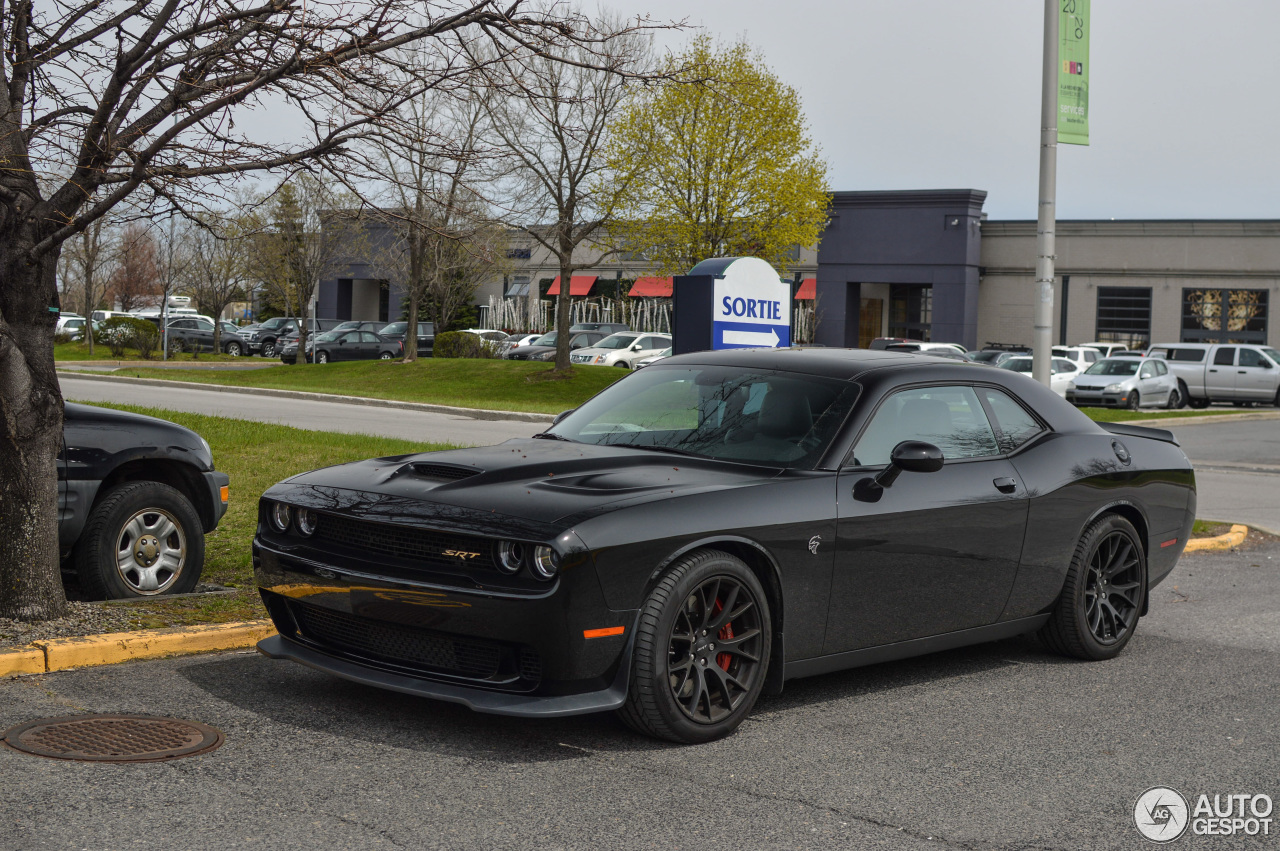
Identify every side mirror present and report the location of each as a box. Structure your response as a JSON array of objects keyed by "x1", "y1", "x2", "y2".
[
  {"x1": 552, "y1": 409, "x2": 575, "y2": 425},
  {"x1": 854, "y1": 441, "x2": 944, "y2": 502},
  {"x1": 632, "y1": 344, "x2": 643, "y2": 351}
]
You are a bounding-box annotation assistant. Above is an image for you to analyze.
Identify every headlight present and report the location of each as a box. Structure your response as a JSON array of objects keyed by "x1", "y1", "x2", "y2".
[
  {"x1": 497, "y1": 540, "x2": 526, "y2": 574},
  {"x1": 535, "y1": 351, "x2": 555, "y2": 361},
  {"x1": 594, "y1": 355, "x2": 606, "y2": 364},
  {"x1": 270, "y1": 502, "x2": 291, "y2": 532},
  {"x1": 295, "y1": 508, "x2": 317, "y2": 537},
  {"x1": 531, "y1": 545, "x2": 559, "y2": 580},
  {"x1": 1104, "y1": 383, "x2": 1123, "y2": 393},
  {"x1": 1066, "y1": 381, "x2": 1076, "y2": 391}
]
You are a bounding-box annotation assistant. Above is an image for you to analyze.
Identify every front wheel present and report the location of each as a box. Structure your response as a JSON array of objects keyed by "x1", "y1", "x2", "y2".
[
  {"x1": 1038, "y1": 514, "x2": 1145, "y2": 660},
  {"x1": 261, "y1": 341, "x2": 277, "y2": 358},
  {"x1": 379, "y1": 351, "x2": 393, "y2": 360},
  {"x1": 74, "y1": 481, "x2": 205, "y2": 600},
  {"x1": 317, "y1": 351, "x2": 329, "y2": 364},
  {"x1": 225, "y1": 341, "x2": 242, "y2": 357},
  {"x1": 618, "y1": 549, "x2": 771, "y2": 743},
  {"x1": 1127, "y1": 390, "x2": 1140, "y2": 410}
]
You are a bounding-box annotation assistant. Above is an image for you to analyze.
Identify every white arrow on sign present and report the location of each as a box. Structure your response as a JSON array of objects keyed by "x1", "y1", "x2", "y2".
[{"x1": 723, "y1": 327, "x2": 781, "y2": 347}]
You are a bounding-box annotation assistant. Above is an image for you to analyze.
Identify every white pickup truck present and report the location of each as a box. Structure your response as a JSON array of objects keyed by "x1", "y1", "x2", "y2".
[{"x1": 1147, "y1": 342, "x2": 1280, "y2": 408}]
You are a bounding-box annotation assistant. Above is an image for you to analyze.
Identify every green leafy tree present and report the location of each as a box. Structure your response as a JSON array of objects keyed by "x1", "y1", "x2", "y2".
[{"x1": 604, "y1": 37, "x2": 830, "y2": 275}]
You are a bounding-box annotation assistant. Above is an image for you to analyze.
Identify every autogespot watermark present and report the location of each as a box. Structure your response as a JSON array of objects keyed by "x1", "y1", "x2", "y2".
[{"x1": 1134, "y1": 786, "x2": 1273, "y2": 842}]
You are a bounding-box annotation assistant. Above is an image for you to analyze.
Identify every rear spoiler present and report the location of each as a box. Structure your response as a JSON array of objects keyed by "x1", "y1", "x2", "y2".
[{"x1": 1100, "y1": 421, "x2": 1179, "y2": 446}]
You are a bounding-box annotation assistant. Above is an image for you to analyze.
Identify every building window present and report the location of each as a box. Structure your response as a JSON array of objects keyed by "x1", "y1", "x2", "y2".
[
  {"x1": 507, "y1": 248, "x2": 532, "y2": 260},
  {"x1": 1181, "y1": 288, "x2": 1268, "y2": 344},
  {"x1": 505, "y1": 275, "x2": 531, "y2": 298},
  {"x1": 1095, "y1": 287, "x2": 1151, "y2": 349},
  {"x1": 889, "y1": 285, "x2": 931, "y2": 341}
]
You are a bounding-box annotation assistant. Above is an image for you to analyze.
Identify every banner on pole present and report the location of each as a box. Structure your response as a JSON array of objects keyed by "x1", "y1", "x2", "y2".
[{"x1": 1058, "y1": 0, "x2": 1090, "y2": 145}]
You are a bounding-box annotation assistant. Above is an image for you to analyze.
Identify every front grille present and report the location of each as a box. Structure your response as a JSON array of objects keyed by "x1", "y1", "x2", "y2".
[
  {"x1": 314, "y1": 514, "x2": 497, "y2": 571},
  {"x1": 287, "y1": 600, "x2": 540, "y2": 684}
]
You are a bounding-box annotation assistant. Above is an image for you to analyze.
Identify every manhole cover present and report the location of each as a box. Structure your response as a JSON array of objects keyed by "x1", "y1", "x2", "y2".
[{"x1": 2, "y1": 714, "x2": 224, "y2": 763}]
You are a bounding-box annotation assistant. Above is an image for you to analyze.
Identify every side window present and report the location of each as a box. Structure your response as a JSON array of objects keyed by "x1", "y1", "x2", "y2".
[
  {"x1": 981, "y1": 389, "x2": 1044, "y2": 454},
  {"x1": 851, "y1": 386, "x2": 999, "y2": 467},
  {"x1": 1140, "y1": 363, "x2": 1155, "y2": 379},
  {"x1": 361, "y1": 332, "x2": 380, "y2": 343},
  {"x1": 1213, "y1": 347, "x2": 1236, "y2": 366},
  {"x1": 1239, "y1": 349, "x2": 1265, "y2": 368},
  {"x1": 1154, "y1": 360, "x2": 1168, "y2": 375},
  {"x1": 1084, "y1": 350, "x2": 1098, "y2": 362}
]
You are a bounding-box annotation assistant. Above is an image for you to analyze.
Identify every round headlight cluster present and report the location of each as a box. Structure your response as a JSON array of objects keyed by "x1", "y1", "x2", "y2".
[
  {"x1": 268, "y1": 502, "x2": 318, "y2": 537},
  {"x1": 496, "y1": 540, "x2": 560, "y2": 580}
]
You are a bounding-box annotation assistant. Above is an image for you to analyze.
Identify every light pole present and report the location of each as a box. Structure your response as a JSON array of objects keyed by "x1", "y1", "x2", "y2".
[{"x1": 1033, "y1": 0, "x2": 1059, "y2": 387}]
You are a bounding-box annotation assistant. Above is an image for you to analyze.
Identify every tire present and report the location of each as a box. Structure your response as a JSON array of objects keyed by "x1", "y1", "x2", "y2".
[
  {"x1": 1038, "y1": 514, "x2": 1145, "y2": 661},
  {"x1": 1187, "y1": 395, "x2": 1211, "y2": 409},
  {"x1": 1127, "y1": 390, "x2": 1140, "y2": 410},
  {"x1": 317, "y1": 351, "x2": 329, "y2": 364},
  {"x1": 73, "y1": 481, "x2": 205, "y2": 600},
  {"x1": 1274, "y1": 387, "x2": 1280, "y2": 408},
  {"x1": 261, "y1": 340, "x2": 277, "y2": 358},
  {"x1": 379, "y1": 351, "x2": 393, "y2": 360},
  {"x1": 225, "y1": 341, "x2": 242, "y2": 357},
  {"x1": 1176, "y1": 380, "x2": 1190, "y2": 409},
  {"x1": 169, "y1": 337, "x2": 186, "y2": 354},
  {"x1": 1165, "y1": 388, "x2": 1179, "y2": 409},
  {"x1": 617, "y1": 549, "x2": 772, "y2": 744}
]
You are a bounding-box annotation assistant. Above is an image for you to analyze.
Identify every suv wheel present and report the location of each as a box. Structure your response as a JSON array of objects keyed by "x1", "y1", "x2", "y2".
[
  {"x1": 261, "y1": 340, "x2": 277, "y2": 358},
  {"x1": 225, "y1": 341, "x2": 242, "y2": 357},
  {"x1": 74, "y1": 481, "x2": 204, "y2": 599}
]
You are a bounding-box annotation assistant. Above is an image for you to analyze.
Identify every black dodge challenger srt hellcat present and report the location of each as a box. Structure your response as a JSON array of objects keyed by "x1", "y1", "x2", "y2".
[{"x1": 254, "y1": 348, "x2": 1196, "y2": 743}]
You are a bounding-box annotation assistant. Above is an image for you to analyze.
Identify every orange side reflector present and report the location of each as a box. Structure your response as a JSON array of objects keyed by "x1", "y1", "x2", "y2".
[
  {"x1": 583, "y1": 626, "x2": 625, "y2": 639},
  {"x1": 1161, "y1": 538, "x2": 1178, "y2": 548},
  {"x1": 219, "y1": 485, "x2": 230, "y2": 503}
]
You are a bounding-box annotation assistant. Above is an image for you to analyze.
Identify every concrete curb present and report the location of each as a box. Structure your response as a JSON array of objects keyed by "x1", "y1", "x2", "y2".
[
  {"x1": 57, "y1": 370, "x2": 557, "y2": 423},
  {"x1": 1125, "y1": 411, "x2": 1280, "y2": 428},
  {"x1": 1184, "y1": 524, "x2": 1249, "y2": 553},
  {"x1": 0, "y1": 620, "x2": 276, "y2": 678}
]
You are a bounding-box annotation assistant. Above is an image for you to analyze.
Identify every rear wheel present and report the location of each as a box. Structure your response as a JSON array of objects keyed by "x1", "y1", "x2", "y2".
[
  {"x1": 74, "y1": 482, "x2": 204, "y2": 600},
  {"x1": 1038, "y1": 514, "x2": 1145, "y2": 660},
  {"x1": 379, "y1": 351, "x2": 393, "y2": 360},
  {"x1": 1187, "y1": 395, "x2": 1211, "y2": 409},
  {"x1": 1165, "y1": 388, "x2": 1180, "y2": 409},
  {"x1": 1176, "y1": 380, "x2": 1190, "y2": 409},
  {"x1": 618, "y1": 549, "x2": 771, "y2": 743}
]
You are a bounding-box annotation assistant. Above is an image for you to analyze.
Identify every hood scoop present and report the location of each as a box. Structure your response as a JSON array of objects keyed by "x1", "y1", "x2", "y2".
[
  {"x1": 385, "y1": 462, "x2": 483, "y2": 484},
  {"x1": 533, "y1": 469, "x2": 689, "y2": 495}
]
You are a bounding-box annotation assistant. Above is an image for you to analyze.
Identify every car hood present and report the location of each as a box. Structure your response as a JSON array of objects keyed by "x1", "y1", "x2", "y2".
[
  {"x1": 1074, "y1": 375, "x2": 1136, "y2": 388},
  {"x1": 265, "y1": 438, "x2": 779, "y2": 532}
]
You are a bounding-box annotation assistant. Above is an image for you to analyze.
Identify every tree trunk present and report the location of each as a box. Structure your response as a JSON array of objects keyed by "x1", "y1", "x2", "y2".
[
  {"x1": 404, "y1": 290, "x2": 420, "y2": 361},
  {"x1": 0, "y1": 224, "x2": 70, "y2": 621}
]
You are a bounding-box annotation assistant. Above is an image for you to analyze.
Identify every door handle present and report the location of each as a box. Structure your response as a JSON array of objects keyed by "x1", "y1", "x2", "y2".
[
  {"x1": 1209, "y1": 369, "x2": 1218, "y2": 372},
  {"x1": 993, "y1": 476, "x2": 1018, "y2": 494},
  {"x1": 1239, "y1": 370, "x2": 1247, "y2": 374}
]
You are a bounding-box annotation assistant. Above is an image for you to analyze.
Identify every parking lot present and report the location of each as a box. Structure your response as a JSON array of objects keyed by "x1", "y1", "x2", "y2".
[{"x1": 3, "y1": 536, "x2": 1277, "y2": 850}]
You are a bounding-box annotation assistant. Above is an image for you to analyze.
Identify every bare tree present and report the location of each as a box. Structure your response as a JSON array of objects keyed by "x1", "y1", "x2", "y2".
[
  {"x1": 0, "y1": 0, "x2": 671, "y2": 620},
  {"x1": 480, "y1": 22, "x2": 653, "y2": 371},
  {"x1": 153, "y1": 217, "x2": 194, "y2": 357},
  {"x1": 185, "y1": 214, "x2": 250, "y2": 353},
  {"x1": 58, "y1": 217, "x2": 115, "y2": 353},
  {"x1": 108, "y1": 224, "x2": 161, "y2": 312}
]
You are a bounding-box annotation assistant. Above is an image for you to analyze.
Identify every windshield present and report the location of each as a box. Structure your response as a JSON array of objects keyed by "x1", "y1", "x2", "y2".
[
  {"x1": 1084, "y1": 359, "x2": 1140, "y2": 376},
  {"x1": 547, "y1": 365, "x2": 860, "y2": 468},
  {"x1": 533, "y1": 332, "x2": 557, "y2": 346},
  {"x1": 315, "y1": 332, "x2": 342, "y2": 342},
  {"x1": 261, "y1": 318, "x2": 287, "y2": 330},
  {"x1": 379, "y1": 323, "x2": 406, "y2": 335},
  {"x1": 597, "y1": 334, "x2": 640, "y2": 350},
  {"x1": 970, "y1": 350, "x2": 1006, "y2": 363},
  {"x1": 1264, "y1": 349, "x2": 1280, "y2": 366}
]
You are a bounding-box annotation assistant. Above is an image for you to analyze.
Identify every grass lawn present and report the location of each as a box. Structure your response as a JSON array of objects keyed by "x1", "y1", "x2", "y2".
[
  {"x1": 78, "y1": 403, "x2": 456, "y2": 629},
  {"x1": 56, "y1": 341, "x2": 241, "y2": 363},
  {"x1": 115, "y1": 357, "x2": 628, "y2": 414},
  {"x1": 1079, "y1": 406, "x2": 1252, "y2": 423}
]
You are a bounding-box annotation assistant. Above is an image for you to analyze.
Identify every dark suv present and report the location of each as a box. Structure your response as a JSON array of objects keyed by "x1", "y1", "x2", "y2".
[
  {"x1": 241, "y1": 317, "x2": 301, "y2": 357},
  {"x1": 60, "y1": 404, "x2": 229, "y2": 599}
]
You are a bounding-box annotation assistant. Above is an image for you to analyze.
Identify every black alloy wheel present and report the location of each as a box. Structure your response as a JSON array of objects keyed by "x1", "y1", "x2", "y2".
[
  {"x1": 1127, "y1": 390, "x2": 1140, "y2": 410},
  {"x1": 1039, "y1": 514, "x2": 1146, "y2": 660},
  {"x1": 619, "y1": 549, "x2": 771, "y2": 743}
]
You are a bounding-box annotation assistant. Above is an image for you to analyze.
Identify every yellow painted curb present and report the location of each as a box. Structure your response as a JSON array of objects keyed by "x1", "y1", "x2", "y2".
[
  {"x1": 0, "y1": 619, "x2": 276, "y2": 676},
  {"x1": 0, "y1": 647, "x2": 47, "y2": 677},
  {"x1": 1183, "y1": 524, "x2": 1249, "y2": 553}
]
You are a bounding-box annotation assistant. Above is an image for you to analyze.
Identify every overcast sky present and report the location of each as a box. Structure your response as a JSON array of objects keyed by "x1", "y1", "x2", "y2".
[{"x1": 600, "y1": 0, "x2": 1280, "y2": 221}]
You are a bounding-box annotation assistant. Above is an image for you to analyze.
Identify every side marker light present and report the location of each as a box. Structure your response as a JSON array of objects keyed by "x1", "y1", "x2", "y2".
[{"x1": 583, "y1": 626, "x2": 625, "y2": 639}]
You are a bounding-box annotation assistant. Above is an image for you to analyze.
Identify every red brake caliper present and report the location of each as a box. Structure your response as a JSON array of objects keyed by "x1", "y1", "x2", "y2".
[{"x1": 712, "y1": 599, "x2": 734, "y2": 671}]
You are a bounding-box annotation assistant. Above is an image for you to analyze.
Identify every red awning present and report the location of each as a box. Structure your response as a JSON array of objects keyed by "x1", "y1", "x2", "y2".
[
  {"x1": 546, "y1": 275, "x2": 598, "y2": 296},
  {"x1": 628, "y1": 276, "x2": 674, "y2": 298},
  {"x1": 795, "y1": 278, "x2": 816, "y2": 301}
]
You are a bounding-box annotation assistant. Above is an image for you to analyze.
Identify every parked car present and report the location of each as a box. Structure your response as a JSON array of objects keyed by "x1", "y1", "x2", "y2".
[
  {"x1": 377, "y1": 321, "x2": 435, "y2": 356},
  {"x1": 275, "y1": 320, "x2": 344, "y2": 362},
  {"x1": 883, "y1": 341, "x2": 968, "y2": 356},
  {"x1": 61, "y1": 403, "x2": 229, "y2": 599},
  {"x1": 1076, "y1": 342, "x2": 1132, "y2": 358},
  {"x1": 255, "y1": 348, "x2": 1195, "y2": 743},
  {"x1": 240, "y1": 317, "x2": 301, "y2": 358},
  {"x1": 1146, "y1": 342, "x2": 1280, "y2": 408},
  {"x1": 570, "y1": 322, "x2": 630, "y2": 335},
  {"x1": 1051, "y1": 346, "x2": 1101, "y2": 371},
  {"x1": 634, "y1": 347, "x2": 671, "y2": 368},
  {"x1": 288, "y1": 329, "x2": 402, "y2": 364},
  {"x1": 998, "y1": 356, "x2": 1081, "y2": 397},
  {"x1": 55, "y1": 314, "x2": 89, "y2": 340},
  {"x1": 969, "y1": 345, "x2": 1030, "y2": 365},
  {"x1": 570, "y1": 332, "x2": 673, "y2": 368},
  {"x1": 1066, "y1": 356, "x2": 1180, "y2": 409},
  {"x1": 505, "y1": 330, "x2": 606, "y2": 361},
  {"x1": 500, "y1": 333, "x2": 546, "y2": 358},
  {"x1": 867, "y1": 337, "x2": 913, "y2": 350}
]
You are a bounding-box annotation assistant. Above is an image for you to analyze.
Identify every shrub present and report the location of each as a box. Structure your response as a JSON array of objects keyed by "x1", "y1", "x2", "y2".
[
  {"x1": 99, "y1": 316, "x2": 159, "y2": 358},
  {"x1": 433, "y1": 331, "x2": 497, "y2": 359}
]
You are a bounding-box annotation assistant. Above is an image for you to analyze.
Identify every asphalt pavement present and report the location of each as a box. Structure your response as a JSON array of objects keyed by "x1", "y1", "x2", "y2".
[
  {"x1": 1165, "y1": 416, "x2": 1280, "y2": 534},
  {"x1": 58, "y1": 375, "x2": 544, "y2": 447},
  {"x1": 3, "y1": 540, "x2": 1276, "y2": 850}
]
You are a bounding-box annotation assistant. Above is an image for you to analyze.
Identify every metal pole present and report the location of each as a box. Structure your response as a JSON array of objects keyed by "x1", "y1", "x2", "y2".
[{"x1": 1033, "y1": 0, "x2": 1059, "y2": 387}]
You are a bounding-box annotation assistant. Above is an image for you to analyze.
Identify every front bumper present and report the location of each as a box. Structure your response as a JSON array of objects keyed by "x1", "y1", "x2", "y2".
[
  {"x1": 201, "y1": 471, "x2": 230, "y2": 532},
  {"x1": 1067, "y1": 389, "x2": 1133, "y2": 408}
]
